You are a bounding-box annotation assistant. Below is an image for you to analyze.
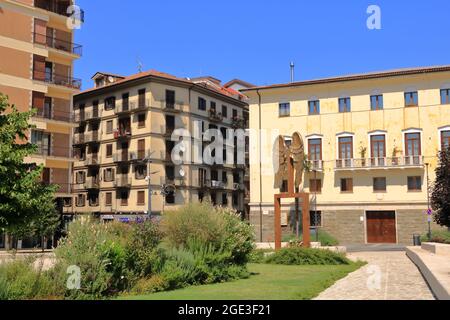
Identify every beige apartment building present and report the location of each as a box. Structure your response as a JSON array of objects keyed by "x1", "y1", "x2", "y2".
[
  {"x1": 0, "y1": 0, "x2": 83, "y2": 248},
  {"x1": 243, "y1": 66, "x2": 450, "y2": 245},
  {"x1": 70, "y1": 71, "x2": 249, "y2": 222}
]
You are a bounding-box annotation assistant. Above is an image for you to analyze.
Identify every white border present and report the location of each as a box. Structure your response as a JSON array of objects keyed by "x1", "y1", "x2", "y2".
[
  {"x1": 401, "y1": 128, "x2": 423, "y2": 157},
  {"x1": 335, "y1": 132, "x2": 355, "y2": 159},
  {"x1": 368, "y1": 130, "x2": 388, "y2": 158},
  {"x1": 438, "y1": 125, "x2": 450, "y2": 151}
]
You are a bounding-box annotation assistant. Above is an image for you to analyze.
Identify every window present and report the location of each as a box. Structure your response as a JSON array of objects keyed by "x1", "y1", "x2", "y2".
[
  {"x1": 340, "y1": 178, "x2": 353, "y2": 192},
  {"x1": 106, "y1": 120, "x2": 113, "y2": 134},
  {"x1": 370, "y1": 135, "x2": 386, "y2": 166},
  {"x1": 222, "y1": 193, "x2": 228, "y2": 205},
  {"x1": 137, "y1": 191, "x2": 145, "y2": 205},
  {"x1": 105, "y1": 192, "x2": 112, "y2": 206},
  {"x1": 89, "y1": 193, "x2": 99, "y2": 207},
  {"x1": 106, "y1": 144, "x2": 113, "y2": 158},
  {"x1": 76, "y1": 171, "x2": 85, "y2": 184},
  {"x1": 338, "y1": 137, "x2": 353, "y2": 162},
  {"x1": 308, "y1": 100, "x2": 320, "y2": 115},
  {"x1": 105, "y1": 97, "x2": 116, "y2": 110},
  {"x1": 31, "y1": 130, "x2": 50, "y2": 155},
  {"x1": 373, "y1": 177, "x2": 387, "y2": 192},
  {"x1": 103, "y1": 168, "x2": 115, "y2": 182},
  {"x1": 166, "y1": 190, "x2": 175, "y2": 204},
  {"x1": 339, "y1": 97, "x2": 351, "y2": 113},
  {"x1": 122, "y1": 93, "x2": 129, "y2": 110},
  {"x1": 138, "y1": 89, "x2": 146, "y2": 107},
  {"x1": 310, "y1": 211, "x2": 322, "y2": 227},
  {"x1": 166, "y1": 90, "x2": 175, "y2": 108},
  {"x1": 405, "y1": 91, "x2": 418, "y2": 107},
  {"x1": 210, "y1": 101, "x2": 216, "y2": 112},
  {"x1": 441, "y1": 131, "x2": 450, "y2": 150},
  {"x1": 135, "y1": 165, "x2": 147, "y2": 180},
  {"x1": 138, "y1": 113, "x2": 146, "y2": 128},
  {"x1": 309, "y1": 179, "x2": 322, "y2": 193},
  {"x1": 405, "y1": 132, "x2": 421, "y2": 165},
  {"x1": 232, "y1": 109, "x2": 238, "y2": 118},
  {"x1": 120, "y1": 191, "x2": 128, "y2": 206},
  {"x1": 308, "y1": 138, "x2": 322, "y2": 161},
  {"x1": 222, "y1": 171, "x2": 227, "y2": 183},
  {"x1": 370, "y1": 95, "x2": 384, "y2": 110},
  {"x1": 408, "y1": 176, "x2": 422, "y2": 191},
  {"x1": 76, "y1": 194, "x2": 85, "y2": 207},
  {"x1": 198, "y1": 97, "x2": 206, "y2": 111},
  {"x1": 279, "y1": 103, "x2": 290, "y2": 117},
  {"x1": 441, "y1": 89, "x2": 450, "y2": 105},
  {"x1": 222, "y1": 105, "x2": 228, "y2": 118}
]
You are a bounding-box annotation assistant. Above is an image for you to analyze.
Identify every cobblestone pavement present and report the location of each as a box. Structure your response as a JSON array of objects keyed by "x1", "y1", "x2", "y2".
[{"x1": 315, "y1": 251, "x2": 435, "y2": 300}]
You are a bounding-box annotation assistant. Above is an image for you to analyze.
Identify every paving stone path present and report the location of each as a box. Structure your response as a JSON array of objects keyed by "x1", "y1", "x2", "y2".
[{"x1": 315, "y1": 251, "x2": 435, "y2": 300}]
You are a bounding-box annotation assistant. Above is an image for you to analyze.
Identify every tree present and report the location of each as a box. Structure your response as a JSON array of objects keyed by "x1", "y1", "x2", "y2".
[
  {"x1": 0, "y1": 93, "x2": 60, "y2": 247},
  {"x1": 431, "y1": 146, "x2": 450, "y2": 228}
]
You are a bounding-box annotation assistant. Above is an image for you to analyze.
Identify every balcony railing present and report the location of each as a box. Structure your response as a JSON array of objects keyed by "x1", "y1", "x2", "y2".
[
  {"x1": 308, "y1": 160, "x2": 324, "y2": 171},
  {"x1": 73, "y1": 133, "x2": 84, "y2": 145},
  {"x1": 335, "y1": 156, "x2": 425, "y2": 170},
  {"x1": 209, "y1": 109, "x2": 224, "y2": 122},
  {"x1": 84, "y1": 131, "x2": 99, "y2": 144},
  {"x1": 33, "y1": 69, "x2": 81, "y2": 90},
  {"x1": 33, "y1": 145, "x2": 71, "y2": 158},
  {"x1": 113, "y1": 152, "x2": 130, "y2": 163},
  {"x1": 231, "y1": 116, "x2": 247, "y2": 129},
  {"x1": 34, "y1": 0, "x2": 85, "y2": 22},
  {"x1": 84, "y1": 177, "x2": 100, "y2": 189},
  {"x1": 130, "y1": 99, "x2": 151, "y2": 112},
  {"x1": 159, "y1": 100, "x2": 183, "y2": 113},
  {"x1": 211, "y1": 180, "x2": 226, "y2": 189},
  {"x1": 84, "y1": 154, "x2": 99, "y2": 166},
  {"x1": 33, "y1": 32, "x2": 82, "y2": 56},
  {"x1": 113, "y1": 128, "x2": 132, "y2": 140},
  {"x1": 114, "y1": 175, "x2": 132, "y2": 188},
  {"x1": 129, "y1": 150, "x2": 152, "y2": 162},
  {"x1": 85, "y1": 110, "x2": 102, "y2": 121}
]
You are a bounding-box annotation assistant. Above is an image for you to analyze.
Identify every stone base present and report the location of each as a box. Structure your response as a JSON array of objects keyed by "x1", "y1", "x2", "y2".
[{"x1": 250, "y1": 204, "x2": 443, "y2": 245}]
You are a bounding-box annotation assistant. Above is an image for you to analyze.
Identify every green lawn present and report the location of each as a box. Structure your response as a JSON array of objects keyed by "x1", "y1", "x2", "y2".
[{"x1": 119, "y1": 263, "x2": 362, "y2": 300}]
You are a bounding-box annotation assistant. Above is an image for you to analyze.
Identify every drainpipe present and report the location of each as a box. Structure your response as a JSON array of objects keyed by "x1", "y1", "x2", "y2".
[{"x1": 257, "y1": 89, "x2": 263, "y2": 242}]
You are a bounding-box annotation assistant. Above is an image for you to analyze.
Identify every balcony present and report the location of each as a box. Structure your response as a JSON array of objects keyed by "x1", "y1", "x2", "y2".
[
  {"x1": 115, "y1": 102, "x2": 131, "y2": 115},
  {"x1": 33, "y1": 106, "x2": 73, "y2": 122},
  {"x1": 33, "y1": 32, "x2": 82, "y2": 56},
  {"x1": 160, "y1": 100, "x2": 183, "y2": 113},
  {"x1": 34, "y1": 0, "x2": 85, "y2": 23},
  {"x1": 84, "y1": 177, "x2": 100, "y2": 190},
  {"x1": 33, "y1": 145, "x2": 71, "y2": 158},
  {"x1": 114, "y1": 175, "x2": 132, "y2": 188},
  {"x1": 33, "y1": 69, "x2": 81, "y2": 90},
  {"x1": 84, "y1": 154, "x2": 99, "y2": 167},
  {"x1": 308, "y1": 160, "x2": 324, "y2": 172},
  {"x1": 129, "y1": 150, "x2": 151, "y2": 162},
  {"x1": 211, "y1": 180, "x2": 226, "y2": 189},
  {"x1": 84, "y1": 131, "x2": 99, "y2": 144},
  {"x1": 73, "y1": 133, "x2": 84, "y2": 145},
  {"x1": 334, "y1": 156, "x2": 425, "y2": 171},
  {"x1": 231, "y1": 116, "x2": 247, "y2": 129},
  {"x1": 130, "y1": 99, "x2": 150, "y2": 113},
  {"x1": 113, "y1": 152, "x2": 130, "y2": 163},
  {"x1": 209, "y1": 109, "x2": 224, "y2": 122},
  {"x1": 233, "y1": 183, "x2": 245, "y2": 191},
  {"x1": 85, "y1": 110, "x2": 102, "y2": 122},
  {"x1": 113, "y1": 128, "x2": 132, "y2": 140}
]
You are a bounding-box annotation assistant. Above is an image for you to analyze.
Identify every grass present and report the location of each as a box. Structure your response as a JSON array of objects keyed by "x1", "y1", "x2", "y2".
[
  {"x1": 119, "y1": 263, "x2": 363, "y2": 300},
  {"x1": 421, "y1": 229, "x2": 450, "y2": 244}
]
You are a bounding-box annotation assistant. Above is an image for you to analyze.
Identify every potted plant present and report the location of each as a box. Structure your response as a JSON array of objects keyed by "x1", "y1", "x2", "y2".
[{"x1": 359, "y1": 146, "x2": 367, "y2": 167}]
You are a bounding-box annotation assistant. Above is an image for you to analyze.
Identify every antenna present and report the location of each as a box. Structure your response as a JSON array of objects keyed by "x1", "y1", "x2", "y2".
[
  {"x1": 136, "y1": 57, "x2": 143, "y2": 73},
  {"x1": 290, "y1": 62, "x2": 295, "y2": 83}
]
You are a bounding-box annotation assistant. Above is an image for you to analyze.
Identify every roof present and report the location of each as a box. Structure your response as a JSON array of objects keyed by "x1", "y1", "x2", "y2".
[
  {"x1": 91, "y1": 72, "x2": 125, "y2": 80},
  {"x1": 223, "y1": 78, "x2": 256, "y2": 89},
  {"x1": 241, "y1": 65, "x2": 450, "y2": 92},
  {"x1": 76, "y1": 69, "x2": 247, "y2": 104}
]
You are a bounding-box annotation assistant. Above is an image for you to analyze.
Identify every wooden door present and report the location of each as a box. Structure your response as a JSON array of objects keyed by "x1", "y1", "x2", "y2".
[{"x1": 366, "y1": 211, "x2": 397, "y2": 243}]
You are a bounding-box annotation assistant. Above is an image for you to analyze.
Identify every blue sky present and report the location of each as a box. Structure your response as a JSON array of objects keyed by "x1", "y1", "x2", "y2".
[{"x1": 74, "y1": 0, "x2": 450, "y2": 90}]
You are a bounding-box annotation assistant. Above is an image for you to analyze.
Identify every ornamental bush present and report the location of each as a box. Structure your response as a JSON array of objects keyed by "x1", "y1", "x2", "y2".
[{"x1": 264, "y1": 247, "x2": 351, "y2": 265}]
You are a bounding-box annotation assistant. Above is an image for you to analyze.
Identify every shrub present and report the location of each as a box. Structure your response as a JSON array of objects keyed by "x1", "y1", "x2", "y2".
[
  {"x1": 248, "y1": 249, "x2": 272, "y2": 263},
  {"x1": 161, "y1": 202, "x2": 255, "y2": 265},
  {"x1": 264, "y1": 247, "x2": 351, "y2": 265},
  {"x1": 421, "y1": 230, "x2": 450, "y2": 244},
  {"x1": 0, "y1": 258, "x2": 55, "y2": 300},
  {"x1": 282, "y1": 230, "x2": 339, "y2": 246},
  {"x1": 54, "y1": 217, "x2": 130, "y2": 299},
  {"x1": 131, "y1": 275, "x2": 169, "y2": 294}
]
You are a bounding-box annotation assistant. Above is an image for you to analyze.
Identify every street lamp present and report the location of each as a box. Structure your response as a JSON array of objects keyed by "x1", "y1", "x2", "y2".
[
  {"x1": 313, "y1": 168, "x2": 319, "y2": 242},
  {"x1": 425, "y1": 162, "x2": 432, "y2": 241},
  {"x1": 144, "y1": 152, "x2": 158, "y2": 220}
]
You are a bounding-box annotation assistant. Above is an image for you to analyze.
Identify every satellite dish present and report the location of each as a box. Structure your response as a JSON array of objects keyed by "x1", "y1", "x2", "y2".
[
  {"x1": 108, "y1": 76, "x2": 114, "y2": 83},
  {"x1": 179, "y1": 168, "x2": 185, "y2": 177}
]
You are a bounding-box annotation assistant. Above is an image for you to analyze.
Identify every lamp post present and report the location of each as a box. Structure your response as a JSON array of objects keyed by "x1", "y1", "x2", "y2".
[
  {"x1": 144, "y1": 152, "x2": 158, "y2": 220},
  {"x1": 425, "y1": 162, "x2": 432, "y2": 241}
]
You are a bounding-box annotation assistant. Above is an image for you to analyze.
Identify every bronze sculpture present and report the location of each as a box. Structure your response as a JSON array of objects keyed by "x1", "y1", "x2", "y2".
[{"x1": 274, "y1": 132, "x2": 305, "y2": 190}]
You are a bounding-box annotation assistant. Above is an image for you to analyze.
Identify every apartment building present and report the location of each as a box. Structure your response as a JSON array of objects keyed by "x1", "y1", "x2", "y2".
[
  {"x1": 243, "y1": 66, "x2": 450, "y2": 245},
  {"x1": 0, "y1": 0, "x2": 83, "y2": 249},
  {"x1": 70, "y1": 71, "x2": 249, "y2": 222}
]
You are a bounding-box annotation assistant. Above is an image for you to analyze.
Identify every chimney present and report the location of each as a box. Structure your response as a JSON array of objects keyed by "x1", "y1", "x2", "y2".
[{"x1": 290, "y1": 62, "x2": 295, "y2": 83}]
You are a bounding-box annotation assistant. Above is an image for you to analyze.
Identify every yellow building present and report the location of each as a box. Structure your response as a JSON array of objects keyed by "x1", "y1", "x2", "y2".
[
  {"x1": 71, "y1": 71, "x2": 249, "y2": 222},
  {"x1": 0, "y1": 0, "x2": 83, "y2": 248},
  {"x1": 243, "y1": 66, "x2": 450, "y2": 245}
]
